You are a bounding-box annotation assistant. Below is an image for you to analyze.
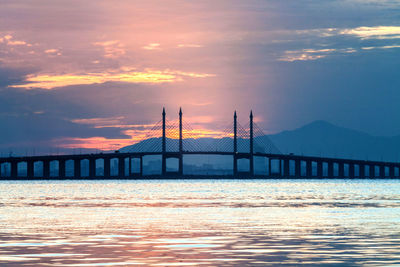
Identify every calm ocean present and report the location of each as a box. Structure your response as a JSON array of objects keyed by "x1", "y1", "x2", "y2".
[{"x1": 0, "y1": 179, "x2": 399, "y2": 266}]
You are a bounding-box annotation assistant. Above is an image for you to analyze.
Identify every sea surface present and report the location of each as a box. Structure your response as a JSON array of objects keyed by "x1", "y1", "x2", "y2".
[{"x1": 0, "y1": 179, "x2": 399, "y2": 266}]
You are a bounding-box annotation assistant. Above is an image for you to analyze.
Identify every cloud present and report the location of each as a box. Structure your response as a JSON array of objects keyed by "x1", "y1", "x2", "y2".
[
  {"x1": 58, "y1": 121, "x2": 229, "y2": 150},
  {"x1": 362, "y1": 44, "x2": 400, "y2": 50},
  {"x1": 143, "y1": 43, "x2": 161, "y2": 50},
  {"x1": 340, "y1": 26, "x2": 400, "y2": 40},
  {"x1": 278, "y1": 48, "x2": 335, "y2": 62},
  {"x1": 56, "y1": 136, "x2": 134, "y2": 151},
  {"x1": 9, "y1": 68, "x2": 216, "y2": 89},
  {"x1": 279, "y1": 54, "x2": 327, "y2": 62},
  {"x1": 2, "y1": 0, "x2": 400, "y2": 151},
  {"x1": 1, "y1": 34, "x2": 32, "y2": 46},
  {"x1": 278, "y1": 47, "x2": 359, "y2": 62},
  {"x1": 93, "y1": 40, "x2": 125, "y2": 58},
  {"x1": 44, "y1": 49, "x2": 61, "y2": 55},
  {"x1": 71, "y1": 116, "x2": 156, "y2": 129},
  {"x1": 71, "y1": 116, "x2": 125, "y2": 127},
  {"x1": 177, "y1": 44, "x2": 203, "y2": 48}
]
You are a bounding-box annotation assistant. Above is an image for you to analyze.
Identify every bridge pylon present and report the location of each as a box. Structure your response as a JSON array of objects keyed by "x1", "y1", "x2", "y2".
[
  {"x1": 179, "y1": 107, "x2": 183, "y2": 176},
  {"x1": 162, "y1": 107, "x2": 166, "y2": 176},
  {"x1": 233, "y1": 111, "x2": 238, "y2": 176},
  {"x1": 250, "y1": 110, "x2": 254, "y2": 176},
  {"x1": 161, "y1": 108, "x2": 184, "y2": 176}
]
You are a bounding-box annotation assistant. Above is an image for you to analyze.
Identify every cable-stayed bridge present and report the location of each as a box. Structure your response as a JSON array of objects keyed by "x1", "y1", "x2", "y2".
[{"x1": 1, "y1": 108, "x2": 399, "y2": 179}]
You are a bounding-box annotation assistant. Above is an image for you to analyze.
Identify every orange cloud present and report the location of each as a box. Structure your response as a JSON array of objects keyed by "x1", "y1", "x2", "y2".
[
  {"x1": 93, "y1": 40, "x2": 125, "y2": 58},
  {"x1": 58, "y1": 137, "x2": 135, "y2": 151},
  {"x1": 1, "y1": 34, "x2": 32, "y2": 46},
  {"x1": 8, "y1": 40, "x2": 28, "y2": 46},
  {"x1": 143, "y1": 43, "x2": 161, "y2": 50},
  {"x1": 71, "y1": 116, "x2": 125, "y2": 126},
  {"x1": 44, "y1": 49, "x2": 61, "y2": 55},
  {"x1": 177, "y1": 44, "x2": 203, "y2": 48},
  {"x1": 10, "y1": 68, "x2": 215, "y2": 89},
  {"x1": 57, "y1": 125, "x2": 232, "y2": 151}
]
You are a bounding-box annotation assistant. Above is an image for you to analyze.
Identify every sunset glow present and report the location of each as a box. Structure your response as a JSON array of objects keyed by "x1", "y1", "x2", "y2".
[
  {"x1": 11, "y1": 69, "x2": 215, "y2": 90},
  {"x1": 58, "y1": 127, "x2": 233, "y2": 151},
  {"x1": 2, "y1": 2, "x2": 400, "y2": 266},
  {"x1": 2, "y1": 1, "x2": 400, "y2": 153}
]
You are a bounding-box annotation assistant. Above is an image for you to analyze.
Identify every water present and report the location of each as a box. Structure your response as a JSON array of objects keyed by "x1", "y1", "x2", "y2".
[{"x1": 0, "y1": 179, "x2": 399, "y2": 266}]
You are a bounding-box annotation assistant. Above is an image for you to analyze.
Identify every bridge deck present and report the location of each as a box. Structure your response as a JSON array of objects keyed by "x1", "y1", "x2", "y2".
[
  {"x1": 0, "y1": 151, "x2": 397, "y2": 166},
  {"x1": 0, "y1": 151, "x2": 399, "y2": 179}
]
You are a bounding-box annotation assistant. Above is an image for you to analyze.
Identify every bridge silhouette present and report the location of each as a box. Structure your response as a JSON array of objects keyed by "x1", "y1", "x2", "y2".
[{"x1": 1, "y1": 108, "x2": 399, "y2": 179}]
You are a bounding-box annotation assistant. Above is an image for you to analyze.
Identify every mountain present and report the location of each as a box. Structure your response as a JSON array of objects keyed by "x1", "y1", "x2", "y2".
[
  {"x1": 120, "y1": 120, "x2": 400, "y2": 162},
  {"x1": 267, "y1": 120, "x2": 400, "y2": 161}
]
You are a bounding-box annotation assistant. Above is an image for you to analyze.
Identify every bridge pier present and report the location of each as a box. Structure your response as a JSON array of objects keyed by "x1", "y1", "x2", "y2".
[
  {"x1": 249, "y1": 156, "x2": 254, "y2": 176},
  {"x1": 128, "y1": 157, "x2": 132, "y2": 177},
  {"x1": 370, "y1": 165, "x2": 375, "y2": 178},
  {"x1": 379, "y1": 165, "x2": 385, "y2": 178},
  {"x1": 268, "y1": 157, "x2": 272, "y2": 177},
  {"x1": 359, "y1": 164, "x2": 365, "y2": 178},
  {"x1": 338, "y1": 162, "x2": 344, "y2": 178},
  {"x1": 27, "y1": 160, "x2": 34, "y2": 179},
  {"x1": 59, "y1": 159, "x2": 66, "y2": 178},
  {"x1": 74, "y1": 159, "x2": 81, "y2": 178},
  {"x1": 283, "y1": 159, "x2": 289, "y2": 177},
  {"x1": 104, "y1": 158, "x2": 110, "y2": 178},
  {"x1": 89, "y1": 158, "x2": 96, "y2": 178},
  {"x1": 294, "y1": 159, "x2": 301, "y2": 178},
  {"x1": 328, "y1": 162, "x2": 334, "y2": 178},
  {"x1": 162, "y1": 155, "x2": 166, "y2": 176},
  {"x1": 233, "y1": 156, "x2": 238, "y2": 176},
  {"x1": 43, "y1": 160, "x2": 49, "y2": 178},
  {"x1": 349, "y1": 164, "x2": 355, "y2": 178},
  {"x1": 11, "y1": 161, "x2": 17, "y2": 178},
  {"x1": 0, "y1": 163, "x2": 3, "y2": 178},
  {"x1": 306, "y1": 160, "x2": 312, "y2": 177},
  {"x1": 317, "y1": 161, "x2": 323, "y2": 177},
  {"x1": 118, "y1": 157, "x2": 125, "y2": 178},
  {"x1": 178, "y1": 155, "x2": 183, "y2": 176},
  {"x1": 389, "y1": 165, "x2": 394, "y2": 178}
]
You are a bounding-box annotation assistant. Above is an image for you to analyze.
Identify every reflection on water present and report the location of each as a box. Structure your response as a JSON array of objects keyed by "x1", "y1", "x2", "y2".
[{"x1": 0, "y1": 179, "x2": 399, "y2": 266}]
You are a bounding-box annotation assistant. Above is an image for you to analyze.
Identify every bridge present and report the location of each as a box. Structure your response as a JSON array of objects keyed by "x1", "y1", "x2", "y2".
[{"x1": 0, "y1": 108, "x2": 399, "y2": 179}]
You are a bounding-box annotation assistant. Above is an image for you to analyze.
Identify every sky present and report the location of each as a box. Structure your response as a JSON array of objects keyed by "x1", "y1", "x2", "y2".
[{"x1": 1, "y1": 0, "x2": 400, "y2": 155}]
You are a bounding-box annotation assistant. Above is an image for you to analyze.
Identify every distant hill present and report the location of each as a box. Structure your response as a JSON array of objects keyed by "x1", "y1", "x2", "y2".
[
  {"x1": 120, "y1": 120, "x2": 400, "y2": 162},
  {"x1": 267, "y1": 120, "x2": 400, "y2": 161}
]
